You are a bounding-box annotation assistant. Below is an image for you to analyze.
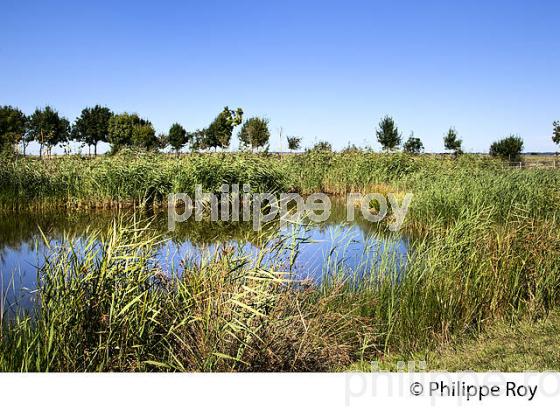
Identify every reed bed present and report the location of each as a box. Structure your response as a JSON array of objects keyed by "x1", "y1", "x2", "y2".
[
  {"x1": 1, "y1": 151, "x2": 560, "y2": 371},
  {"x1": 1, "y1": 208, "x2": 559, "y2": 371}
]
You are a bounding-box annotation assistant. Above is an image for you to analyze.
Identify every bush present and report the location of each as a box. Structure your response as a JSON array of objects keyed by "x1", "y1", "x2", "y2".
[{"x1": 489, "y1": 135, "x2": 524, "y2": 162}]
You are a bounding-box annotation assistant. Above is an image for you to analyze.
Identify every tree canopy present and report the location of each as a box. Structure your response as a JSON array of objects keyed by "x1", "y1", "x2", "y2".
[
  {"x1": 0, "y1": 105, "x2": 27, "y2": 152},
  {"x1": 489, "y1": 135, "x2": 524, "y2": 162},
  {"x1": 444, "y1": 127, "x2": 463, "y2": 156},
  {"x1": 71, "y1": 105, "x2": 113, "y2": 155},
  {"x1": 168, "y1": 123, "x2": 189, "y2": 154},
  {"x1": 553, "y1": 121, "x2": 560, "y2": 148},
  {"x1": 308, "y1": 141, "x2": 332, "y2": 152},
  {"x1": 27, "y1": 106, "x2": 70, "y2": 157},
  {"x1": 286, "y1": 136, "x2": 301, "y2": 151},
  {"x1": 376, "y1": 116, "x2": 401, "y2": 151},
  {"x1": 107, "y1": 113, "x2": 154, "y2": 152},
  {"x1": 403, "y1": 134, "x2": 424, "y2": 154},
  {"x1": 204, "y1": 107, "x2": 243, "y2": 150},
  {"x1": 238, "y1": 117, "x2": 270, "y2": 151},
  {"x1": 131, "y1": 123, "x2": 158, "y2": 150}
]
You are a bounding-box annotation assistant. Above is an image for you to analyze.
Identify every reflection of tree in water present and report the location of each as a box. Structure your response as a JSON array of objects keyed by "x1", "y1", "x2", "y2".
[{"x1": 0, "y1": 199, "x2": 406, "y2": 263}]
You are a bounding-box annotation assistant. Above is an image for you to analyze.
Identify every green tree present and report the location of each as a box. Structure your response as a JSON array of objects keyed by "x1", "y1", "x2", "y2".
[
  {"x1": 553, "y1": 121, "x2": 560, "y2": 150},
  {"x1": 489, "y1": 135, "x2": 524, "y2": 162},
  {"x1": 71, "y1": 105, "x2": 113, "y2": 156},
  {"x1": 403, "y1": 133, "x2": 424, "y2": 154},
  {"x1": 131, "y1": 123, "x2": 158, "y2": 151},
  {"x1": 28, "y1": 106, "x2": 70, "y2": 158},
  {"x1": 168, "y1": 123, "x2": 188, "y2": 155},
  {"x1": 308, "y1": 141, "x2": 332, "y2": 152},
  {"x1": 238, "y1": 117, "x2": 270, "y2": 151},
  {"x1": 190, "y1": 129, "x2": 208, "y2": 151},
  {"x1": 376, "y1": 116, "x2": 401, "y2": 151},
  {"x1": 286, "y1": 136, "x2": 301, "y2": 151},
  {"x1": 107, "y1": 113, "x2": 150, "y2": 152},
  {"x1": 444, "y1": 127, "x2": 463, "y2": 157},
  {"x1": 204, "y1": 106, "x2": 243, "y2": 150},
  {"x1": 0, "y1": 105, "x2": 27, "y2": 154}
]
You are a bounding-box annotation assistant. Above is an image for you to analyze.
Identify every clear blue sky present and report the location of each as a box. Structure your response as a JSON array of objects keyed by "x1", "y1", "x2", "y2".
[{"x1": 1, "y1": 0, "x2": 559, "y2": 153}]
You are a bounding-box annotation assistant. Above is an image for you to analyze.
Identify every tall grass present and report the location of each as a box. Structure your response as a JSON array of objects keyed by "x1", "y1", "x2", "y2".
[
  {"x1": 0, "y1": 220, "x2": 375, "y2": 371},
  {"x1": 1, "y1": 151, "x2": 560, "y2": 371},
  {"x1": 1, "y1": 208, "x2": 559, "y2": 371},
  {"x1": 0, "y1": 151, "x2": 289, "y2": 210}
]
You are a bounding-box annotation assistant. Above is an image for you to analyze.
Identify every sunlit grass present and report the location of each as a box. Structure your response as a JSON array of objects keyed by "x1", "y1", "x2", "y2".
[{"x1": 1, "y1": 151, "x2": 560, "y2": 371}]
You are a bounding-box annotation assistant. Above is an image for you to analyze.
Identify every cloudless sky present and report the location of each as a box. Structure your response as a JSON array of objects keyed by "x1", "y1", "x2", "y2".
[{"x1": 1, "y1": 0, "x2": 559, "y2": 153}]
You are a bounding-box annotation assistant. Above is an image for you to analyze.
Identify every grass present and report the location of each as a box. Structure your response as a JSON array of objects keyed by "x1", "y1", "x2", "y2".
[
  {"x1": 428, "y1": 310, "x2": 560, "y2": 371},
  {"x1": 349, "y1": 310, "x2": 560, "y2": 372},
  {"x1": 1, "y1": 150, "x2": 560, "y2": 371}
]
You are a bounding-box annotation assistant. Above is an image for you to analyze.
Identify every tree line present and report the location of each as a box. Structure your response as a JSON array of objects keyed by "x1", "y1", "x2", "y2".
[
  {"x1": 1, "y1": 105, "x2": 559, "y2": 161},
  {"x1": 0, "y1": 105, "x2": 281, "y2": 157},
  {"x1": 375, "y1": 115, "x2": 559, "y2": 162}
]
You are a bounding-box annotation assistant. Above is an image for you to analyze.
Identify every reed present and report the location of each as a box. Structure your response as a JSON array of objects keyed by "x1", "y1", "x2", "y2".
[
  {"x1": 1, "y1": 208, "x2": 559, "y2": 371},
  {"x1": 1, "y1": 151, "x2": 560, "y2": 371}
]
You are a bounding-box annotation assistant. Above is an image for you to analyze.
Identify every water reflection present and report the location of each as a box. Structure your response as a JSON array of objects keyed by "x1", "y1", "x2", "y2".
[{"x1": 0, "y1": 200, "x2": 409, "y2": 310}]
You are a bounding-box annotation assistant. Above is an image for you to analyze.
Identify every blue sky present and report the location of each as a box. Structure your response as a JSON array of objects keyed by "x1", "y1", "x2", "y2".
[{"x1": 1, "y1": 0, "x2": 559, "y2": 153}]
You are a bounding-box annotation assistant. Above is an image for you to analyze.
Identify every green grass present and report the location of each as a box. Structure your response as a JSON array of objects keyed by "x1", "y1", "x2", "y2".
[
  {"x1": 428, "y1": 310, "x2": 560, "y2": 371},
  {"x1": 349, "y1": 310, "x2": 560, "y2": 371}
]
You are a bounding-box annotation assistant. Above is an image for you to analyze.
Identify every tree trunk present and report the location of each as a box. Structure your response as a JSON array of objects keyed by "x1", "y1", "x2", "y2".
[{"x1": 94, "y1": 143, "x2": 97, "y2": 157}]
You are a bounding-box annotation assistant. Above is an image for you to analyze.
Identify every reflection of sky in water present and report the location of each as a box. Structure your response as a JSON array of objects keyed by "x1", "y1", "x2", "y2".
[
  {"x1": 1, "y1": 210, "x2": 409, "y2": 312},
  {"x1": 159, "y1": 224, "x2": 408, "y2": 281}
]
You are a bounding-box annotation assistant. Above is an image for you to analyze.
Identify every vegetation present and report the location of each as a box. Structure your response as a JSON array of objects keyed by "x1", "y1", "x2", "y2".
[
  {"x1": 443, "y1": 127, "x2": 462, "y2": 157},
  {"x1": 376, "y1": 116, "x2": 401, "y2": 151},
  {"x1": 204, "y1": 107, "x2": 244, "y2": 150},
  {"x1": 71, "y1": 105, "x2": 113, "y2": 156},
  {"x1": 238, "y1": 117, "x2": 270, "y2": 151},
  {"x1": 27, "y1": 106, "x2": 70, "y2": 158},
  {"x1": 308, "y1": 141, "x2": 332, "y2": 153},
  {"x1": 1, "y1": 103, "x2": 559, "y2": 371},
  {"x1": 107, "y1": 113, "x2": 154, "y2": 152},
  {"x1": 2, "y1": 154, "x2": 559, "y2": 370},
  {"x1": 402, "y1": 133, "x2": 423, "y2": 154},
  {"x1": 489, "y1": 135, "x2": 524, "y2": 162},
  {"x1": 350, "y1": 310, "x2": 560, "y2": 371},
  {"x1": 0, "y1": 105, "x2": 27, "y2": 153},
  {"x1": 553, "y1": 121, "x2": 560, "y2": 149},
  {"x1": 286, "y1": 136, "x2": 301, "y2": 151},
  {"x1": 168, "y1": 123, "x2": 189, "y2": 155}
]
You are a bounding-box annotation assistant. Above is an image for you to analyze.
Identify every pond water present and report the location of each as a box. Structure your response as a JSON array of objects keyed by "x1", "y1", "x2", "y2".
[{"x1": 0, "y1": 200, "x2": 409, "y2": 312}]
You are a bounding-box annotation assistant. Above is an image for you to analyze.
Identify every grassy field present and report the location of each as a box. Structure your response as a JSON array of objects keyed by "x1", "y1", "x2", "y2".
[
  {"x1": 350, "y1": 310, "x2": 560, "y2": 372},
  {"x1": 1, "y1": 151, "x2": 560, "y2": 371}
]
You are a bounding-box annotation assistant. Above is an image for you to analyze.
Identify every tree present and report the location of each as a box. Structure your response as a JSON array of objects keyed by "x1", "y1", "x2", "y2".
[
  {"x1": 443, "y1": 127, "x2": 463, "y2": 157},
  {"x1": 107, "y1": 113, "x2": 150, "y2": 152},
  {"x1": 489, "y1": 135, "x2": 524, "y2": 162},
  {"x1": 376, "y1": 116, "x2": 401, "y2": 151},
  {"x1": 308, "y1": 141, "x2": 332, "y2": 152},
  {"x1": 204, "y1": 106, "x2": 243, "y2": 150},
  {"x1": 403, "y1": 133, "x2": 424, "y2": 154},
  {"x1": 168, "y1": 123, "x2": 188, "y2": 155},
  {"x1": 71, "y1": 105, "x2": 113, "y2": 156},
  {"x1": 238, "y1": 117, "x2": 270, "y2": 151},
  {"x1": 286, "y1": 136, "x2": 301, "y2": 151},
  {"x1": 553, "y1": 121, "x2": 560, "y2": 150},
  {"x1": 190, "y1": 129, "x2": 208, "y2": 151},
  {"x1": 0, "y1": 105, "x2": 27, "y2": 154},
  {"x1": 27, "y1": 106, "x2": 70, "y2": 157},
  {"x1": 131, "y1": 123, "x2": 158, "y2": 151}
]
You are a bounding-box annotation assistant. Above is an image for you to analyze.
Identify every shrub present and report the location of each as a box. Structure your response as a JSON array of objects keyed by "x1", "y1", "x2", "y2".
[{"x1": 489, "y1": 135, "x2": 524, "y2": 162}]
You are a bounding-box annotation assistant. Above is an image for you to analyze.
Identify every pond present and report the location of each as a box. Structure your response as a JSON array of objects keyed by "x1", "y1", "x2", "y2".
[{"x1": 0, "y1": 200, "x2": 409, "y2": 312}]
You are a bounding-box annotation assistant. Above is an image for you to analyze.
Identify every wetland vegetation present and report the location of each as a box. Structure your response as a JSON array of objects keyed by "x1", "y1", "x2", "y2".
[{"x1": 1, "y1": 149, "x2": 559, "y2": 371}]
